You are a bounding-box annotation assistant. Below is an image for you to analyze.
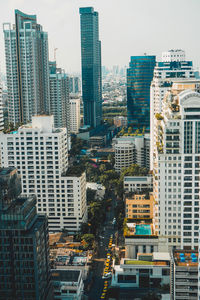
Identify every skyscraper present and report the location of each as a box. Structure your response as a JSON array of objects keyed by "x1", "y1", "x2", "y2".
[
  {"x1": 49, "y1": 61, "x2": 70, "y2": 130},
  {"x1": 0, "y1": 83, "x2": 3, "y2": 131},
  {"x1": 79, "y1": 7, "x2": 102, "y2": 128},
  {"x1": 150, "y1": 49, "x2": 195, "y2": 169},
  {"x1": 0, "y1": 167, "x2": 52, "y2": 300},
  {"x1": 3, "y1": 10, "x2": 50, "y2": 125},
  {"x1": 127, "y1": 56, "x2": 156, "y2": 131}
]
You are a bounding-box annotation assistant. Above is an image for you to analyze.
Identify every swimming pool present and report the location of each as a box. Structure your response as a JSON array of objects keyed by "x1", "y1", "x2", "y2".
[{"x1": 135, "y1": 224, "x2": 151, "y2": 235}]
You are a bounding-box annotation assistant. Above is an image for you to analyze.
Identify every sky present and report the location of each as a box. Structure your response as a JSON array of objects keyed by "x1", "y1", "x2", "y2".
[{"x1": 0, "y1": 0, "x2": 200, "y2": 74}]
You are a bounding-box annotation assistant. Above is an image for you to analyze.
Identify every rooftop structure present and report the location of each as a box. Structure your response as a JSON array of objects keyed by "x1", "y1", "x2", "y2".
[{"x1": 124, "y1": 175, "x2": 153, "y2": 193}]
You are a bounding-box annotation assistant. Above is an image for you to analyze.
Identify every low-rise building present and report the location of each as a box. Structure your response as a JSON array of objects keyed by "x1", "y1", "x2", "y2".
[
  {"x1": 124, "y1": 175, "x2": 153, "y2": 193},
  {"x1": 112, "y1": 254, "x2": 170, "y2": 290},
  {"x1": 125, "y1": 193, "x2": 154, "y2": 221},
  {"x1": 114, "y1": 116, "x2": 127, "y2": 127},
  {"x1": 171, "y1": 250, "x2": 198, "y2": 300},
  {"x1": 86, "y1": 182, "x2": 105, "y2": 200},
  {"x1": 52, "y1": 269, "x2": 84, "y2": 300}
]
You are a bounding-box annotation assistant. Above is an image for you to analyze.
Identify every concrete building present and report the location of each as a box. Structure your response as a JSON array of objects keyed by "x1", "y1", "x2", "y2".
[
  {"x1": 114, "y1": 135, "x2": 150, "y2": 172},
  {"x1": 3, "y1": 10, "x2": 50, "y2": 125},
  {"x1": 125, "y1": 193, "x2": 154, "y2": 221},
  {"x1": 150, "y1": 49, "x2": 195, "y2": 169},
  {"x1": 0, "y1": 168, "x2": 52, "y2": 300},
  {"x1": 153, "y1": 81, "x2": 200, "y2": 250},
  {"x1": 0, "y1": 115, "x2": 87, "y2": 232},
  {"x1": 171, "y1": 250, "x2": 198, "y2": 300},
  {"x1": 49, "y1": 61, "x2": 70, "y2": 131},
  {"x1": 52, "y1": 269, "x2": 84, "y2": 300},
  {"x1": 111, "y1": 254, "x2": 170, "y2": 290},
  {"x1": 124, "y1": 176, "x2": 153, "y2": 193},
  {"x1": 69, "y1": 99, "x2": 80, "y2": 133}
]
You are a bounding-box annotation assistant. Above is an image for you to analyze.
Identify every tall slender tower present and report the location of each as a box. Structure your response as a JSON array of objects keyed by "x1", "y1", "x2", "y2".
[
  {"x1": 79, "y1": 7, "x2": 102, "y2": 128},
  {"x1": 3, "y1": 10, "x2": 50, "y2": 125}
]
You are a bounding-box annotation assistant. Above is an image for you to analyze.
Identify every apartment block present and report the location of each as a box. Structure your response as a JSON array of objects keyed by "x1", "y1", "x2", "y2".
[
  {"x1": 70, "y1": 99, "x2": 80, "y2": 133},
  {"x1": 114, "y1": 135, "x2": 150, "y2": 172},
  {"x1": 154, "y1": 80, "x2": 200, "y2": 249},
  {"x1": 0, "y1": 115, "x2": 87, "y2": 232},
  {"x1": 125, "y1": 193, "x2": 154, "y2": 221},
  {"x1": 124, "y1": 176, "x2": 153, "y2": 193},
  {"x1": 0, "y1": 83, "x2": 3, "y2": 131}
]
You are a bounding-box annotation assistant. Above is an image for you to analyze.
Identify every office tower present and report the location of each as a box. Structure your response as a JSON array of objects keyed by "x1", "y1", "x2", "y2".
[
  {"x1": 150, "y1": 49, "x2": 194, "y2": 169},
  {"x1": 0, "y1": 167, "x2": 52, "y2": 300},
  {"x1": 49, "y1": 61, "x2": 70, "y2": 131},
  {"x1": 127, "y1": 55, "x2": 156, "y2": 130},
  {"x1": 154, "y1": 80, "x2": 200, "y2": 250},
  {"x1": 79, "y1": 7, "x2": 102, "y2": 128},
  {"x1": 114, "y1": 134, "x2": 150, "y2": 172},
  {"x1": 70, "y1": 99, "x2": 80, "y2": 133},
  {"x1": 69, "y1": 77, "x2": 81, "y2": 94},
  {"x1": 3, "y1": 10, "x2": 50, "y2": 126},
  {"x1": 0, "y1": 83, "x2": 3, "y2": 131},
  {"x1": 0, "y1": 115, "x2": 87, "y2": 232}
]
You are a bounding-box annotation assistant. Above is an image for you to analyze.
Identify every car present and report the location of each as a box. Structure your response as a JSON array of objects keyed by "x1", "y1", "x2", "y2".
[
  {"x1": 102, "y1": 272, "x2": 112, "y2": 279},
  {"x1": 100, "y1": 296, "x2": 105, "y2": 299}
]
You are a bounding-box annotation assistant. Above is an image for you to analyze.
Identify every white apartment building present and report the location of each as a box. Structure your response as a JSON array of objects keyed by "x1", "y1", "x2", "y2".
[
  {"x1": 154, "y1": 82, "x2": 200, "y2": 250},
  {"x1": 0, "y1": 115, "x2": 87, "y2": 232},
  {"x1": 124, "y1": 176, "x2": 153, "y2": 193},
  {"x1": 114, "y1": 135, "x2": 150, "y2": 172},
  {"x1": 0, "y1": 83, "x2": 3, "y2": 131},
  {"x1": 70, "y1": 99, "x2": 80, "y2": 134},
  {"x1": 150, "y1": 50, "x2": 194, "y2": 169}
]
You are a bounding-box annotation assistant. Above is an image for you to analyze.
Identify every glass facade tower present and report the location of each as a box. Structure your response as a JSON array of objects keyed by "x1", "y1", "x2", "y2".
[
  {"x1": 3, "y1": 10, "x2": 50, "y2": 125},
  {"x1": 79, "y1": 7, "x2": 102, "y2": 128},
  {"x1": 127, "y1": 56, "x2": 156, "y2": 131}
]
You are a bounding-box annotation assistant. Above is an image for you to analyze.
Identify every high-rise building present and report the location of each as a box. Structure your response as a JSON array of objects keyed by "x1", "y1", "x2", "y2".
[
  {"x1": 0, "y1": 115, "x2": 87, "y2": 232},
  {"x1": 79, "y1": 7, "x2": 102, "y2": 128},
  {"x1": 69, "y1": 99, "x2": 80, "y2": 133},
  {"x1": 69, "y1": 77, "x2": 81, "y2": 94},
  {"x1": 3, "y1": 10, "x2": 50, "y2": 125},
  {"x1": 0, "y1": 83, "x2": 3, "y2": 131},
  {"x1": 154, "y1": 80, "x2": 200, "y2": 250},
  {"x1": 49, "y1": 61, "x2": 70, "y2": 130},
  {"x1": 150, "y1": 49, "x2": 194, "y2": 169},
  {"x1": 0, "y1": 167, "x2": 52, "y2": 300},
  {"x1": 127, "y1": 55, "x2": 156, "y2": 130}
]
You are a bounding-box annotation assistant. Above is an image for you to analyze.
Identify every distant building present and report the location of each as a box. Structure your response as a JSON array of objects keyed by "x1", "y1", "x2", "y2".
[
  {"x1": 0, "y1": 168, "x2": 52, "y2": 300},
  {"x1": 3, "y1": 10, "x2": 50, "y2": 125},
  {"x1": 171, "y1": 249, "x2": 198, "y2": 300},
  {"x1": 52, "y1": 269, "x2": 84, "y2": 300},
  {"x1": 114, "y1": 116, "x2": 127, "y2": 127},
  {"x1": 124, "y1": 176, "x2": 153, "y2": 193},
  {"x1": 49, "y1": 61, "x2": 70, "y2": 131},
  {"x1": 125, "y1": 193, "x2": 154, "y2": 221},
  {"x1": 69, "y1": 77, "x2": 81, "y2": 94},
  {"x1": 127, "y1": 56, "x2": 156, "y2": 130},
  {"x1": 113, "y1": 135, "x2": 150, "y2": 172},
  {"x1": 70, "y1": 99, "x2": 80, "y2": 133},
  {"x1": 0, "y1": 115, "x2": 87, "y2": 232},
  {"x1": 79, "y1": 7, "x2": 102, "y2": 128}
]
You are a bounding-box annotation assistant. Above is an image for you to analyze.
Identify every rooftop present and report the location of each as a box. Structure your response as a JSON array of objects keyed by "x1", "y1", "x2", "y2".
[
  {"x1": 52, "y1": 269, "x2": 80, "y2": 282},
  {"x1": 174, "y1": 250, "x2": 198, "y2": 267}
]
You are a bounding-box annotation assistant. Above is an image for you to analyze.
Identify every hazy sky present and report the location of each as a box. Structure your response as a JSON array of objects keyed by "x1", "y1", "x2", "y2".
[{"x1": 0, "y1": 0, "x2": 200, "y2": 74}]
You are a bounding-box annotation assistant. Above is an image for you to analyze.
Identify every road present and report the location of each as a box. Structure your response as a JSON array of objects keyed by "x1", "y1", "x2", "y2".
[{"x1": 87, "y1": 191, "x2": 118, "y2": 300}]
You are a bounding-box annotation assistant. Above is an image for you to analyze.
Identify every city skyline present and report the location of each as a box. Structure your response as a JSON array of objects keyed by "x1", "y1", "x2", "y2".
[{"x1": 0, "y1": 0, "x2": 200, "y2": 74}]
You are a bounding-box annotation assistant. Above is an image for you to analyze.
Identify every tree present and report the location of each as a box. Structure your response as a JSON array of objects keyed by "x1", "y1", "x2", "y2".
[
  {"x1": 128, "y1": 126, "x2": 132, "y2": 134},
  {"x1": 81, "y1": 234, "x2": 95, "y2": 250}
]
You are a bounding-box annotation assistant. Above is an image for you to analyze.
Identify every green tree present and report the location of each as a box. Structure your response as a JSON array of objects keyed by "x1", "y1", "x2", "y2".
[
  {"x1": 128, "y1": 126, "x2": 132, "y2": 134},
  {"x1": 81, "y1": 234, "x2": 95, "y2": 250}
]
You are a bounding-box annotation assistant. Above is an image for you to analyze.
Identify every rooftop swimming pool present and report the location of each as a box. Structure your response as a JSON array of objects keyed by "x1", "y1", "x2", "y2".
[{"x1": 135, "y1": 224, "x2": 151, "y2": 235}]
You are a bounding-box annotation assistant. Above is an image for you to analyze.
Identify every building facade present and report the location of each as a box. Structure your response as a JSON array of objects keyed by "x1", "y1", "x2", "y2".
[
  {"x1": 79, "y1": 7, "x2": 102, "y2": 128},
  {"x1": 0, "y1": 115, "x2": 87, "y2": 232},
  {"x1": 69, "y1": 99, "x2": 80, "y2": 133},
  {"x1": 125, "y1": 193, "x2": 154, "y2": 221},
  {"x1": 154, "y1": 81, "x2": 200, "y2": 250},
  {"x1": 3, "y1": 10, "x2": 50, "y2": 125},
  {"x1": 127, "y1": 55, "x2": 156, "y2": 130},
  {"x1": 150, "y1": 49, "x2": 194, "y2": 169},
  {"x1": 49, "y1": 61, "x2": 70, "y2": 131},
  {"x1": 124, "y1": 176, "x2": 153, "y2": 193},
  {"x1": 0, "y1": 168, "x2": 52, "y2": 300},
  {"x1": 0, "y1": 83, "x2": 3, "y2": 131},
  {"x1": 114, "y1": 135, "x2": 150, "y2": 172}
]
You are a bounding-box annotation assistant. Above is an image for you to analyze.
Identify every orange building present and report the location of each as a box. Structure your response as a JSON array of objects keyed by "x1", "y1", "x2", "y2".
[{"x1": 125, "y1": 193, "x2": 154, "y2": 221}]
